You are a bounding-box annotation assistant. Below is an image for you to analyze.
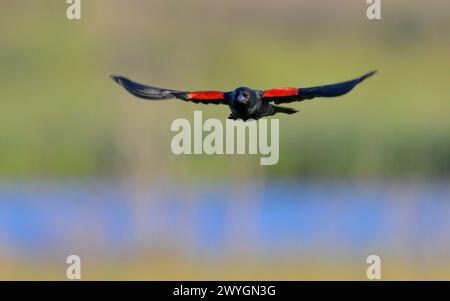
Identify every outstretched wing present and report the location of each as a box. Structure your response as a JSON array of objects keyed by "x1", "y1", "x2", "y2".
[
  {"x1": 111, "y1": 76, "x2": 228, "y2": 105},
  {"x1": 262, "y1": 71, "x2": 376, "y2": 104}
]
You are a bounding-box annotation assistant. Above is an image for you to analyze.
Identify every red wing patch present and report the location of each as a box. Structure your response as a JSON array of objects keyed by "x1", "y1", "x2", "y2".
[
  {"x1": 188, "y1": 91, "x2": 225, "y2": 100},
  {"x1": 263, "y1": 88, "x2": 298, "y2": 98}
]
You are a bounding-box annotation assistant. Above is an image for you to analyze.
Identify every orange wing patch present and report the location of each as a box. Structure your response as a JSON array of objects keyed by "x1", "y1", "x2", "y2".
[
  {"x1": 263, "y1": 88, "x2": 298, "y2": 98},
  {"x1": 188, "y1": 91, "x2": 225, "y2": 100}
]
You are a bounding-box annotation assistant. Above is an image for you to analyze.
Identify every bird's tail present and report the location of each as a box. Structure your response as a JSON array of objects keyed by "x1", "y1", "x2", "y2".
[{"x1": 272, "y1": 105, "x2": 299, "y2": 115}]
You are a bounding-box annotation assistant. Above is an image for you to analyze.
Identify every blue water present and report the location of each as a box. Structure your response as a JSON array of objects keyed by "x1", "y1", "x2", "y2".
[{"x1": 0, "y1": 180, "x2": 449, "y2": 256}]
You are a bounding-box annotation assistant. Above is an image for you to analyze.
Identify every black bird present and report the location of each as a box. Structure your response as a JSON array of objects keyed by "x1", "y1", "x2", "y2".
[{"x1": 111, "y1": 71, "x2": 376, "y2": 121}]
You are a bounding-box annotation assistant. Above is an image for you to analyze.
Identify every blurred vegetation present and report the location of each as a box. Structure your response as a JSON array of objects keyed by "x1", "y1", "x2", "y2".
[
  {"x1": 0, "y1": 0, "x2": 449, "y2": 179},
  {"x1": 3, "y1": 250, "x2": 450, "y2": 280}
]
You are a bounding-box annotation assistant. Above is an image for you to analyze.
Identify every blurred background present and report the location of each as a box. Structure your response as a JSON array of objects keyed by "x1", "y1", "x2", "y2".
[{"x1": 0, "y1": 0, "x2": 449, "y2": 280}]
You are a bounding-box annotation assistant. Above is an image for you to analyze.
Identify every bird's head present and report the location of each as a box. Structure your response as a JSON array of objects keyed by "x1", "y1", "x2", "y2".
[{"x1": 234, "y1": 87, "x2": 255, "y2": 105}]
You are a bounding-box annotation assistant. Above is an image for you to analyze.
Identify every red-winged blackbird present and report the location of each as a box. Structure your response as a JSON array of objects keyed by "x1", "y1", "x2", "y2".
[{"x1": 112, "y1": 71, "x2": 376, "y2": 121}]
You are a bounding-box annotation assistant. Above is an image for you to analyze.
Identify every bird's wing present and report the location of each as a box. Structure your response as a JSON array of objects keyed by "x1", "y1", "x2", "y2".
[
  {"x1": 111, "y1": 76, "x2": 228, "y2": 105},
  {"x1": 261, "y1": 71, "x2": 376, "y2": 104}
]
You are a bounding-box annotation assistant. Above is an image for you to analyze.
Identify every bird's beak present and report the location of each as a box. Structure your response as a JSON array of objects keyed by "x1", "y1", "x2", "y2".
[{"x1": 237, "y1": 94, "x2": 248, "y2": 104}]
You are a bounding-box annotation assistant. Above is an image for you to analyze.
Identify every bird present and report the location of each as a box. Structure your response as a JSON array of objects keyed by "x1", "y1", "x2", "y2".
[{"x1": 111, "y1": 71, "x2": 376, "y2": 121}]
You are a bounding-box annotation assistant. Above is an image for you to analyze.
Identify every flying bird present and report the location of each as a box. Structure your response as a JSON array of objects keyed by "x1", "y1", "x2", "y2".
[{"x1": 111, "y1": 71, "x2": 376, "y2": 121}]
